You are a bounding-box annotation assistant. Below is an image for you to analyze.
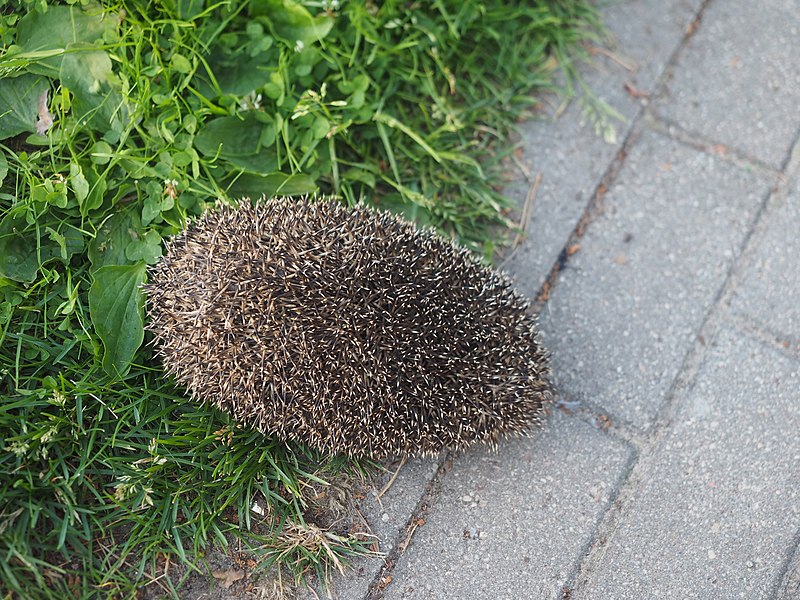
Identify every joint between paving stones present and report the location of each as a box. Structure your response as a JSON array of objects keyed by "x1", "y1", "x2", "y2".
[
  {"x1": 642, "y1": 113, "x2": 785, "y2": 179},
  {"x1": 553, "y1": 393, "x2": 648, "y2": 450},
  {"x1": 567, "y1": 98, "x2": 795, "y2": 600},
  {"x1": 552, "y1": 0, "x2": 800, "y2": 594},
  {"x1": 532, "y1": 124, "x2": 645, "y2": 313},
  {"x1": 562, "y1": 448, "x2": 642, "y2": 596},
  {"x1": 639, "y1": 121, "x2": 782, "y2": 435},
  {"x1": 363, "y1": 453, "x2": 450, "y2": 600},
  {"x1": 552, "y1": 0, "x2": 798, "y2": 594},
  {"x1": 771, "y1": 525, "x2": 800, "y2": 599},
  {"x1": 357, "y1": 0, "x2": 799, "y2": 596},
  {"x1": 726, "y1": 309, "x2": 800, "y2": 362},
  {"x1": 532, "y1": 0, "x2": 716, "y2": 315}
]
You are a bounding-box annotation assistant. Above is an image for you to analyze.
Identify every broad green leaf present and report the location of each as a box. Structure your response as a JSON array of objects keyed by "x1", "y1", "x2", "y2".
[
  {"x1": 90, "y1": 140, "x2": 113, "y2": 165},
  {"x1": 69, "y1": 163, "x2": 90, "y2": 205},
  {"x1": 88, "y1": 208, "x2": 141, "y2": 269},
  {"x1": 0, "y1": 208, "x2": 84, "y2": 282},
  {"x1": 0, "y1": 74, "x2": 48, "y2": 140},
  {"x1": 342, "y1": 167, "x2": 376, "y2": 189},
  {"x1": 15, "y1": 5, "x2": 118, "y2": 76},
  {"x1": 0, "y1": 151, "x2": 7, "y2": 185},
  {"x1": 82, "y1": 173, "x2": 107, "y2": 215},
  {"x1": 162, "y1": 0, "x2": 207, "y2": 20},
  {"x1": 226, "y1": 172, "x2": 317, "y2": 199},
  {"x1": 250, "y1": 0, "x2": 334, "y2": 45},
  {"x1": 195, "y1": 113, "x2": 278, "y2": 174},
  {"x1": 311, "y1": 115, "x2": 330, "y2": 140},
  {"x1": 0, "y1": 208, "x2": 40, "y2": 282},
  {"x1": 60, "y1": 50, "x2": 132, "y2": 132},
  {"x1": 170, "y1": 53, "x2": 192, "y2": 74},
  {"x1": 199, "y1": 49, "x2": 274, "y2": 97},
  {"x1": 125, "y1": 230, "x2": 163, "y2": 265},
  {"x1": 0, "y1": 301, "x2": 12, "y2": 326},
  {"x1": 89, "y1": 263, "x2": 147, "y2": 378},
  {"x1": 45, "y1": 225, "x2": 84, "y2": 262}
]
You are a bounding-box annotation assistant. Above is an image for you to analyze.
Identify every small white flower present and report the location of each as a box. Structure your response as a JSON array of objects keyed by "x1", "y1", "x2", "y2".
[
  {"x1": 40, "y1": 426, "x2": 57, "y2": 444},
  {"x1": 294, "y1": 39, "x2": 305, "y2": 53},
  {"x1": 5, "y1": 440, "x2": 30, "y2": 457},
  {"x1": 114, "y1": 475, "x2": 134, "y2": 501},
  {"x1": 239, "y1": 91, "x2": 263, "y2": 111},
  {"x1": 141, "y1": 487, "x2": 155, "y2": 508}
]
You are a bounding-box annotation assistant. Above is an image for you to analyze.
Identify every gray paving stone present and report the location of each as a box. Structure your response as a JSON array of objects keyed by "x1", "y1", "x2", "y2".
[
  {"x1": 503, "y1": 0, "x2": 701, "y2": 298},
  {"x1": 778, "y1": 547, "x2": 800, "y2": 599},
  {"x1": 729, "y1": 177, "x2": 800, "y2": 344},
  {"x1": 539, "y1": 128, "x2": 771, "y2": 429},
  {"x1": 382, "y1": 413, "x2": 632, "y2": 600},
  {"x1": 577, "y1": 327, "x2": 800, "y2": 599},
  {"x1": 654, "y1": 0, "x2": 800, "y2": 168},
  {"x1": 302, "y1": 458, "x2": 440, "y2": 600}
]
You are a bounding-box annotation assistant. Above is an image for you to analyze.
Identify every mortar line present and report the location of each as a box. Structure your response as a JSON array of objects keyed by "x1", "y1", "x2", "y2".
[
  {"x1": 568, "y1": 117, "x2": 790, "y2": 597},
  {"x1": 358, "y1": 0, "x2": 793, "y2": 594},
  {"x1": 549, "y1": 0, "x2": 738, "y2": 593},
  {"x1": 532, "y1": 0, "x2": 715, "y2": 313},
  {"x1": 642, "y1": 113, "x2": 785, "y2": 179},
  {"x1": 363, "y1": 452, "x2": 449, "y2": 599},
  {"x1": 568, "y1": 88, "x2": 800, "y2": 600},
  {"x1": 560, "y1": 0, "x2": 800, "y2": 594},
  {"x1": 726, "y1": 312, "x2": 800, "y2": 363},
  {"x1": 772, "y1": 525, "x2": 800, "y2": 599},
  {"x1": 555, "y1": 397, "x2": 647, "y2": 449},
  {"x1": 559, "y1": 446, "x2": 641, "y2": 596}
]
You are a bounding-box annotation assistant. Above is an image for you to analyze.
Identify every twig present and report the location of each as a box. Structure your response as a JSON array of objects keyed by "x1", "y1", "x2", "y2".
[
  {"x1": 376, "y1": 456, "x2": 407, "y2": 501},
  {"x1": 510, "y1": 150, "x2": 533, "y2": 182},
  {"x1": 501, "y1": 172, "x2": 542, "y2": 268},
  {"x1": 588, "y1": 45, "x2": 637, "y2": 72}
]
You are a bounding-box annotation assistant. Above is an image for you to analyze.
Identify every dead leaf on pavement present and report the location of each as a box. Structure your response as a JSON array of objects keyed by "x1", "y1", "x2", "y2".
[
  {"x1": 624, "y1": 82, "x2": 648, "y2": 99},
  {"x1": 212, "y1": 569, "x2": 245, "y2": 589}
]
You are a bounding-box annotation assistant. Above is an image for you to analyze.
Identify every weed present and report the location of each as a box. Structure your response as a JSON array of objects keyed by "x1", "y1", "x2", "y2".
[{"x1": 0, "y1": 0, "x2": 604, "y2": 595}]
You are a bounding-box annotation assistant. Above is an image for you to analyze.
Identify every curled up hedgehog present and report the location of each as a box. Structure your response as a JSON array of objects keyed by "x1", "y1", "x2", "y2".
[{"x1": 145, "y1": 197, "x2": 553, "y2": 459}]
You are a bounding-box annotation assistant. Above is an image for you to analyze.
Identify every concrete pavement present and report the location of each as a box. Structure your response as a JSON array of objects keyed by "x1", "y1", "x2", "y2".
[{"x1": 309, "y1": 0, "x2": 800, "y2": 598}]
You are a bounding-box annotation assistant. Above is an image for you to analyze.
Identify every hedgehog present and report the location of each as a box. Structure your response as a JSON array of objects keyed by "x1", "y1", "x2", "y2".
[{"x1": 145, "y1": 197, "x2": 552, "y2": 458}]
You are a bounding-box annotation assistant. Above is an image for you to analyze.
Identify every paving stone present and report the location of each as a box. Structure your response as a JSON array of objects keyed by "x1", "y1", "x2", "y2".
[
  {"x1": 777, "y1": 547, "x2": 800, "y2": 599},
  {"x1": 539, "y1": 128, "x2": 771, "y2": 429},
  {"x1": 382, "y1": 413, "x2": 632, "y2": 600},
  {"x1": 503, "y1": 0, "x2": 702, "y2": 298},
  {"x1": 301, "y1": 457, "x2": 440, "y2": 600},
  {"x1": 653, "y1": 0, "x2": 800, "y2": 168},
  {"x1": 729, "y1": 177, "x2": 800, "y2": 344},
  {"x1": 577, "y1": 328, "x2": 800, "y2": 599}
]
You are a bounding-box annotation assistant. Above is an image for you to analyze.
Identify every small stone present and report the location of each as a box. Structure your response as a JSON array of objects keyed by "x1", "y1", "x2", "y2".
[
  {"x1": 461, "y1": 495, "x2": 473, "y2": 503},
  {"x1": 381, "y1": 513, "x2": 390, "y2": 523},
  {"x1": 708, "y1": 549, "x2": 716, "y2": 560}
]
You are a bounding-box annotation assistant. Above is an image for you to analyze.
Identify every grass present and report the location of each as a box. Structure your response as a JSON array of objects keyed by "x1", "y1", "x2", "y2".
[{"x1": 0, "y1": 0, "x2": 606, "y2": 596}]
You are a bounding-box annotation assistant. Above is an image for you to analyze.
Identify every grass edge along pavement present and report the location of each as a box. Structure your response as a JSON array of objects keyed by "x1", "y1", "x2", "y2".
[{"x1": 0, "y1": 0, "x2": 607, "y2": 597}]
